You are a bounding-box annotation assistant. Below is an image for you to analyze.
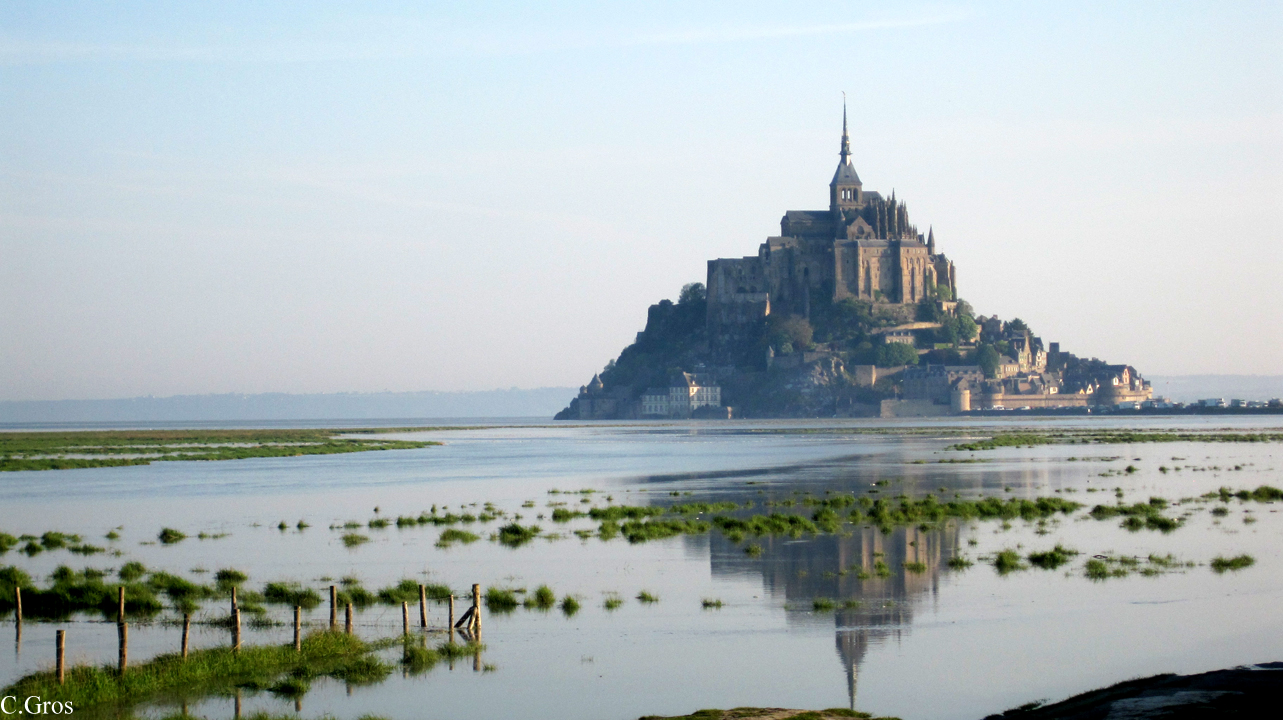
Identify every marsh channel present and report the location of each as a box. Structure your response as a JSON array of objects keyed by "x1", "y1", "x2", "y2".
[{"x1": 2, "y1": 416, "x2": 1283, "y2": 720}]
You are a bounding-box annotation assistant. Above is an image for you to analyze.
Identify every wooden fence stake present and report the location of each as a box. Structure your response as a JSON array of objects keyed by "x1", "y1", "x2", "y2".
[
  {"x1": 472, "y1": 584, "x2": 481, "y2": 634},
  {"x1": 56, "y1": 629, "x2": 65, "y2": 684},
  {"x1": 117, "y1": 586, "x2": 125, "y2": 623},
  {"x1": 448, "y1": 594, "x2": 454, "y2": 634},
  {"x1": 14, "y1": 587, "x2": 21, "y2": 625},
  {"x1": 118, "y1": 622, "x2": 128, "y2": 674},
  {"x1": 345, "y1": 603, "x2": 353, "y2": 635},
  {"x1": 232, "y1": 609, "x2": 241, "y2": 652},
  {"x1": 231, "y1": 587, "x2": 238, "y2": 614},
  {"x1": 418, "y1": 584, "x2": 427, "y2": 628},
  {"x1": 293, "y1": 606, "x2": 301, "y2": 651},
  {"x1": 181, "y1": 613, "x2": 190, "y2": 659},
  {"x1": 329, "y1": 585, "x2": 337, "y2": 629},
  {"x1": 402, "y1": 601, "x2": 409, "y2": 636}
]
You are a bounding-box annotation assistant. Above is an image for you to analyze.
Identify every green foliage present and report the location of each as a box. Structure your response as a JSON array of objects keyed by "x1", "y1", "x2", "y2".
[
  {"x1": 496, "y1": 522, "x2": 541, "y2": 547},
  {"x1": 147, "y1": 572, "x2": 214, "y2": 605},
  {"x1": 1210, "y1": 554, "x2": 1255, "y2": 573},
  {"x1": 764, "y1": 315, "x2": 814, "y2": 353},
  {"x1": 560, "y1": 595, "x2": 580, "y2": 615},
  {"x1": 992, "y1": 550, "x2": 1026, "y2": 575},
  {"x1": 550, "y1": 507, "x2": 585, "y2": 522},
  {"x1": 0, "y1": 429, "x2": 436, "y2": 472},
  {"x1": 157, "y1": 528, "x2": 187, "y2": 544},
  {"x1": 483, "y1": 586, "x2": 519, "y2": 611},
  {"x1": 1027, "y1": 545, "x2": 1079, "y2": 570},
  {"x1": 975, "y1": 344, "x2": 1001, "y2": 378},
  {"x1": 526, "y1": 584, "x2": 556, "y2": 610},
  {"x1": 118, "y1": 562, "x2": 147, "y2": 582},
  {"x1": 341, "y1": 533, "x2": 369, "y2": 548},
  {"x1": 1, "y1": 630, "x2": 390, "y2": 712},
  {"x1": 678, "y1": 282, "x2": 706, "y2": 305},
  {"x1": 874, "y1": 341, "x2": 919, "y2": 367},
  {"x1": 375, "y1": 579, "x2": 423, "y2": 605},
  {"x1": 0, "y1": 564, "x2": 162, "y2": 619},
  {"x1": 809, "y1": 296, "x2": 877, "y2": 345},
  {"x1": 262, "y1": 582, "x2": 322, "y2": 608},
  {"x1": 214, "y1": 568, "x2": 247, "y2": 589},
  {"x1": 435, "y1": 528, "x2": 480, "y2": 547}
]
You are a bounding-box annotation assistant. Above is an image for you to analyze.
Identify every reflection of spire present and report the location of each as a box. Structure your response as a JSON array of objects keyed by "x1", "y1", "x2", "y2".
[{"x1": 841, "y1": 630, "x2": 859, "y2": 709}]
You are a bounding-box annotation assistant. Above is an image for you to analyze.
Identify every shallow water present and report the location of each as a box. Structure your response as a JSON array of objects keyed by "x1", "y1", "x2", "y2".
[{"x1": 2, "y1": 416, "x2": 1283, "y2": 719}]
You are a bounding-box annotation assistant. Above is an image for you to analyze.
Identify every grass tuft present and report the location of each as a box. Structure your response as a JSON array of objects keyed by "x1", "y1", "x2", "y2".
[
  {"x1": 157, "y1": 528, "x2": 186, "y2": 545},
  {"x1": 1210, "y1": 554, "x2": 1255, "y2": 573}
]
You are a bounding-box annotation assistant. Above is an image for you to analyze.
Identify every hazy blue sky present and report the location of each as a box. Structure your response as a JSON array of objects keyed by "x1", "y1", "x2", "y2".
[{"x1": 2, "y1": 1, "x2": 1280, "y2": 401}]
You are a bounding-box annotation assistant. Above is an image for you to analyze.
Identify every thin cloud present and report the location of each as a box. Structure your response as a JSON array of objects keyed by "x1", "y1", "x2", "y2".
[
  {"x1": 0, "y1": 12, "x2": 967, "y2": 65},
  {"x1": 634, "y1": 15, "x2": 967, "y2": 46}
]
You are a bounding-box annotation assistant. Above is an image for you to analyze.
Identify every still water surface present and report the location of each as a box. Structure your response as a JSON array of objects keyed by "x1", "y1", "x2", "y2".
[{"x1": 2, "y1": 417, "x2": 1283, "y2": 719}]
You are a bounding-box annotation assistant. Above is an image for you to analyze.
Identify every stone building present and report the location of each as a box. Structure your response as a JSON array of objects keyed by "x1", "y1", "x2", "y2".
[
  {"x1": 573, "y1": 374, "x2": 635, "y2": 419},
  {"x1": 641, "y1": 372, "x2": 722, "y2": 419},
  {"x1": 707, "y1": 106, "x2": 957, "y2": 350},
  {"x1": 901, "y1": 365, "x2": 985, "y2": 404}
]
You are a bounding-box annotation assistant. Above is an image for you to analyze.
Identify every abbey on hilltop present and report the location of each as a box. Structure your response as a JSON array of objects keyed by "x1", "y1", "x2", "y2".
[
  {"x1": 556, "y1": 108, "x2": 1152, "y2": 421},
  {"x1": 706, "y1": 104, "x2": 956, "y2": 350}
]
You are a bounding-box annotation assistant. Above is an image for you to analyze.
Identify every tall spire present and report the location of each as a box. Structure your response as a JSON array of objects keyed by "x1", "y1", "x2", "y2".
[{"x1": 840, "y1": 92, "x2": 851, "y2": 164}]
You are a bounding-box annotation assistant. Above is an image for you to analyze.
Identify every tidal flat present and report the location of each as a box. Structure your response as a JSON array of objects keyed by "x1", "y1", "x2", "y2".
[{"x1": 1, "y1": 416, "x2": 1282, "y2": 719}]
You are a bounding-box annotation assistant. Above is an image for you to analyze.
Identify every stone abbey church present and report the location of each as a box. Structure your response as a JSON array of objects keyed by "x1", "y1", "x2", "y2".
[{"x1": 707, "y1": 109, "x2": 956, "y2": 347}]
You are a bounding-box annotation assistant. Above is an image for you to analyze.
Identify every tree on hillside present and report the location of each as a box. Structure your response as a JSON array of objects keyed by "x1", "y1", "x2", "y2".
[
  {"x1": 976, "y1": 344, "x2": 1001, "y2": 378},
  {"x1": 811, "y1": 296, "x2": 874, "y2": 345},
  {"x1": 875, "y1": 342, "x2": 919, "y2": 368},
  {"x1": 678, "y1": 282, "x2": 706, "y2": 305},
  {"x1": 763, "y1": 315, "x2": 814, "y2": 354}
]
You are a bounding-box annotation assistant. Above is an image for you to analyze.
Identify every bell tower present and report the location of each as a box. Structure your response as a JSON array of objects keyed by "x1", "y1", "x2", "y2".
[{"x1": 829, "y1": 99, "x2": 863, "y2": 212}]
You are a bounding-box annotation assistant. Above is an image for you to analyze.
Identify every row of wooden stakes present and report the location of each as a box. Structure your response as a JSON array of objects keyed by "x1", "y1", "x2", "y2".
[{"x1": 14, "y1": 583, "x2": 484, "y2": 686}]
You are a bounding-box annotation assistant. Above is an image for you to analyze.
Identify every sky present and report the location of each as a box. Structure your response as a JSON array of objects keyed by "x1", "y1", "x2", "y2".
[{"x1": 1, "y1": 1, "x2": 1280, "y2": 401}]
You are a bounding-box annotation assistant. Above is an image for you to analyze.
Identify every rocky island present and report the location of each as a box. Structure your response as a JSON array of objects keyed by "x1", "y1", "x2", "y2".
[{"x1": 557, "y1": 111, "x2": 1151, "y2": 420}]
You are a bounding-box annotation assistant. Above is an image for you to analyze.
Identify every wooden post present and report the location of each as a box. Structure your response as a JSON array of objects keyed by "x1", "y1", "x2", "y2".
[
  {"x1": 344, "y1": 603, "x2": 353, "y2": 635},
  {"x1": 293, "y1": 606, "x2": 301, "y2": 652},
  {"x1": 402, "y1": 601, "x2": 409, "y2": 636},
  {"x1": 471, "y1": 584, "x2": 481, "y2": 634},
  {"x1": 448, "y1": 594, "x2": 454, "y2": 633},
  {"x1": 55, "y1": 629, "x2": 65, "y2": 684},
  {"x1": 232, "y1": 609, "x2": 241, "y2": 652},
  {"x1": 181, "y1": 614, "x2": 190, "y2": 659},
  {"x1": 14, "y1": 587, "x2": 20, "y2": 625},
  {"x1": 418, "y1": 584, "x2": 427, "y2": 628},
  {"x1": 234, "y1": 689, "x2": 242, "y2": 719},
  {"x1": 118, "y1": 622, "x2": 128, "y2": 673},
  {"x1": 117, "y1": 586, "x2": 125, "y2": 623},
  {"x1": 231, "y1": 587, "x2": 238, "y2": 614},
  {"x1": 329, "y1": 585, "x2": 337, "y2": 629}
]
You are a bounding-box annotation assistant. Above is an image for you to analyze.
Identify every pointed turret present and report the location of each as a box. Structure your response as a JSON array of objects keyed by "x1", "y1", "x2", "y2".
[
  {"x1": 927, "y1": 226, "x2": 936, "y2": 254},
  {"x1": 830, "y1": 97, "x2": 863, "y2": 214}
]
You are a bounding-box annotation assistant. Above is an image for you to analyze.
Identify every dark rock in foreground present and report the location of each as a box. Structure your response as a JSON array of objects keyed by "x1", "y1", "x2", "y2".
[{"x1": 986, "y1": 662, "x2": 1283, "y2": 719}]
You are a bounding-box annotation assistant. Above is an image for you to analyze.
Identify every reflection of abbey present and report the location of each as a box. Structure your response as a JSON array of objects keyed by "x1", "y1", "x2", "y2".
[{"x1": 707, "y1": 106, "x2": 956, "y2": 348}]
